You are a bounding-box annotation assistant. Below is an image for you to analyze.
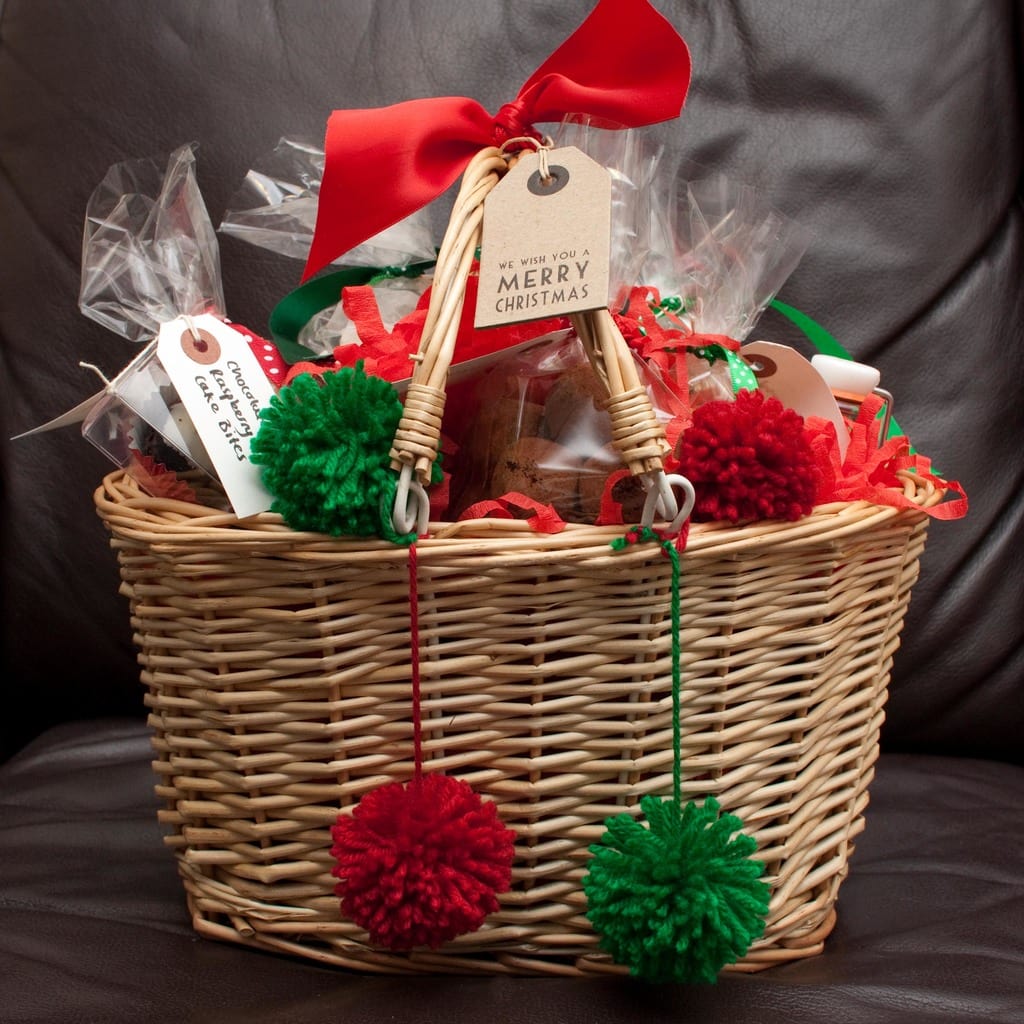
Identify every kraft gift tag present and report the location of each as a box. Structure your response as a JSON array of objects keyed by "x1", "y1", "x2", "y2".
[{"x1": 475, "y1": 146, "x2": 610, "y2": 328}]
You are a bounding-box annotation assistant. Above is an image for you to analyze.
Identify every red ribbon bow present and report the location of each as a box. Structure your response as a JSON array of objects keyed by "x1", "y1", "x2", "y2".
[{"x1": 304, "y1": 0, "x2": 692, "y2": 280}]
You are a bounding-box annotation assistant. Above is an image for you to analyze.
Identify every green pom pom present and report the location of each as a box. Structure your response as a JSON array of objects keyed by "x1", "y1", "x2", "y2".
[
  {"x1": 583, "y1": 795, "x2": 769, "y2": 984},
  {"x1": 251, "y1": 364, "x2": 436, "y2": 543}
]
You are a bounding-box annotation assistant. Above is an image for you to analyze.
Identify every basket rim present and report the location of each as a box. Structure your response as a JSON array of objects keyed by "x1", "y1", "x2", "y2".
[{"x1": 94, "y1": 468, "x2": 940, "y2": 560}]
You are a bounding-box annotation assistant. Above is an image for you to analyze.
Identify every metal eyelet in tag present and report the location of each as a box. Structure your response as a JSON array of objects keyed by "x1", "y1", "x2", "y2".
[
  {"x1": 475, "y1": 146, "x2": 611, "y2": 329},
  {"x1": 156, "y1": 313, "x2": 276, "y2": 518}
]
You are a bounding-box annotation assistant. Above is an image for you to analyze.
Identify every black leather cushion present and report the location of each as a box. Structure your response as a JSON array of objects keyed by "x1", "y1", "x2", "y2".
[{"x1": 2, "y1": 720, "x2": 1022, "y2": 1023}]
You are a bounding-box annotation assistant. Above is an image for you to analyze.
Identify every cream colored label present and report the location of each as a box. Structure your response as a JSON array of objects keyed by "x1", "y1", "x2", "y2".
[
  {"x1": 741, "y1": 340, "x2": 850, "y2": 457},
  {"x1": 156, "y1": 314, "x2": 276, "y2": 518},
  {"x1": 475, "y1": 146, "x2": 610, "y2": 328}
]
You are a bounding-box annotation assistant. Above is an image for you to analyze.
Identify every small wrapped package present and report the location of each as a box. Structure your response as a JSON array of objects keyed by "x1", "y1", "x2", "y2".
[
  {"x1": 443, "y1": 328, "x2": 684, "y2": 525},
  {"x1": 219, "y1": 137, "x2": 438, "y2": 361},
  {"x1": 626, "y1": 170, "x2": 812, "y2": 409},
  {"x1": 74, "y1": 144, "x2": 279, "y2": 514}
]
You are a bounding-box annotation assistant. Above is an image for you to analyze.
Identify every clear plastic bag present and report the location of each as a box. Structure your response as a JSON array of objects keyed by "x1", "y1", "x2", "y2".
[
  {"x1": 300, "y1": 273, "x2": 434, "y2": 356},
  {"x1": 645, "y1": 170, "x2": 812, "y2": 338},
  {"x1": 552, "y1": 119, "x2": 663, "y2": 309},
  {"x1": 444, "y1": 331, "x2": 680, "y2": 525},
  {"x1": 219, "y1": 137, "x2": 437, "y2": 269},
  {"x1": 219, "y1": 137, "x2": 438, "y2": 357},
  {"x1": 632, "y1": 168, "x2": 813, "y2": 408},
  {"x1": 75, "y1": 143, "x2": 259, "y2": 505},
  {"x1": 79, "y1": 143, "x2": 224, "y2": 343}
]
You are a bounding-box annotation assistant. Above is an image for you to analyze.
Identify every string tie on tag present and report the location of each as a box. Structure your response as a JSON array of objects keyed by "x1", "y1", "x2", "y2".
[
  {"x1": 537, "y1": 146, "x2": 552, "y2": 184},
  {"x1": 78, "y1": 361, "x2": 111, "y2": 386},
  {"x1": 181, "y1": 314, "x2": 202, "y2": 343}
]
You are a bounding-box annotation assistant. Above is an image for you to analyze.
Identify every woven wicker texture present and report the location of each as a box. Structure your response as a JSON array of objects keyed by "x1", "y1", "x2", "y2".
[{"x1": 95, "y1": 468, "x2": 937, "y2": 976}]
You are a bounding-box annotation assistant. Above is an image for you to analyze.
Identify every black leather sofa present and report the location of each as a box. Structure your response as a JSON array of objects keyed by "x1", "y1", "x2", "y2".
[{"x1": 2, "y1": 2, "x2": 1022, "y2": 1021}]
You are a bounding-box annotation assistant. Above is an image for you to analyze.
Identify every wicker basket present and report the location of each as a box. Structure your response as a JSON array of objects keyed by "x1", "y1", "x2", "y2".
[
  {"x1": 94, "y1": 146, "x2": 942, "y2": 976},
  {"x1": 96, "y1": 470, "x2": 937, "y2": 975}
]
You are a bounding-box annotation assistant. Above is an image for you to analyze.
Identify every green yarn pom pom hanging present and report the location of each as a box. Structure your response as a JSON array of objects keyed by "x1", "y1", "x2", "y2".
[
  {"x1": 251, "y1": 363, "x2": 439, "y2": 543},
  {"x1": 583, "y1": 794, "x2": 770, "y2": 984},
  {"x1": 593, "y1": 526, "x2": 769, "y2": 983}
]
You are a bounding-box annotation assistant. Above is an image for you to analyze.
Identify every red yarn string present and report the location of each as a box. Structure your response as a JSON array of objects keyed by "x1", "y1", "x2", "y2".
[{"x1": 409, "y1": 541, "x2": 423, "y2": 785}]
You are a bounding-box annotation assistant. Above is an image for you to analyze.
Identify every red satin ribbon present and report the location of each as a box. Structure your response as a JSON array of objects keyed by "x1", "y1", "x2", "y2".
[{"x1": 304, "y1": 0, "x2": 692, "y2": 279}]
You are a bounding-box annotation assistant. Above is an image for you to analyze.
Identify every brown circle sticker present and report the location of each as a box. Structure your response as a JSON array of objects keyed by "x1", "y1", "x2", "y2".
[
  {"x1": 180, "y1": 326, "x2": 221, "y2": 365},
  {"x1": 748, "y1": 353, "x2": 777, "y2": 379}
]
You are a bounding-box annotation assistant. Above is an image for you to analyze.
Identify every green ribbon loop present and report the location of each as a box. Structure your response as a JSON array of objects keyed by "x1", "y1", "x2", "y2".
[
  {"x1": 652, "y1": 294, "x2": 695, "y2": 319},
  {"x1": 687, "y1": 344, "x2": 759, "y2": 395},
  {"x1": 769, "y1": 298, "x2": 904, "y2": 441},
  {"x1": 268, "y1": 259, "x2": 436, "y2": 365}
]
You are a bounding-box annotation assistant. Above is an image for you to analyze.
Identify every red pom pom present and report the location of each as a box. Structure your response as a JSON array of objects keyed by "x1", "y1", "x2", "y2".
[
  {"x1": 330, "y1": 774, "x2": 515, "y2": 950},
  {"x1": 674, "y1": 389, "x2": 820, "y2": 523}
]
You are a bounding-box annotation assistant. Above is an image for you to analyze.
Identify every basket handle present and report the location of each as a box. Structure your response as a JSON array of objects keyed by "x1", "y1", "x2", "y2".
[{"x1": 388, "y1": 145, "x2": 693, "y2": 535}]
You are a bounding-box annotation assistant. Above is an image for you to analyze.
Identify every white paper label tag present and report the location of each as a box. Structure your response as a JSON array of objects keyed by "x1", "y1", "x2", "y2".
[
  {"x1": 156, "y1": 314, "x2": 276, "y2": 518},
  {"x1": 741, "y1": 340, "x2": 850, "y2": 458},
  {"x1": 475, "y1": 146, "x2": 611, "y2": 329}
]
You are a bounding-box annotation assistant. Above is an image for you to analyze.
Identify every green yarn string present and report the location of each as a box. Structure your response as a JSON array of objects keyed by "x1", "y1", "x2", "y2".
[
  {"x1": 610, "y1": 527, "x2": 684, "y2": 804},
  {"x1": 250, "y1": 362, "x2": 440, "y2": 544},
  {"x1": 586, "y1": 527, "x2": 770, "y2": 984}
]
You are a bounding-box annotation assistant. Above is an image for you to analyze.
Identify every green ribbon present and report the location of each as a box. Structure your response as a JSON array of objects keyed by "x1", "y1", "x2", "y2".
[
  {"x1": 652, "y1": 294, "x2": 695, "y2": 320},
  {"x1": 769, "y1": 298, "x2": 904, "y2": 441},
  {"x1": 686, "y1": 344, "x2": 759, "y2": 395},
  {"x1": 268, "y1": 259, "x2": 436, "y2": 365},
  {"x1": 768, "y1": 298, "x2": 850, "y2": 360}
]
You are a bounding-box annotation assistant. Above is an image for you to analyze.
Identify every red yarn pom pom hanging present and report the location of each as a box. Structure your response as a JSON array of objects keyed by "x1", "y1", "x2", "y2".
[
  {"x1": 674, "y1": 389, "x2": 820, "y2": 523},
  {"x1": 331, "y1": 773, "x2": 515, "y2": 950}
]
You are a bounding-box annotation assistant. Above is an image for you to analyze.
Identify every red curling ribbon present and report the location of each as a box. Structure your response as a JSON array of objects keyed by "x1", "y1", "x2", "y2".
[
  {"x1": 595, "y1": 468, "x2": 632, "y2": 526},
  {"x1": 811, "y1": 396, "x2": 968, "y2": 520},
  {"x1": 457, "y1": 492, "x2": 567, "y2": 534},
  {"x1": 304, "y1": 0, "x2": 692, "y2": 280}
]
